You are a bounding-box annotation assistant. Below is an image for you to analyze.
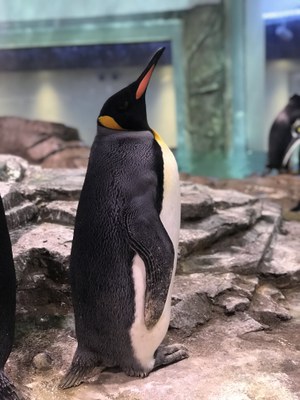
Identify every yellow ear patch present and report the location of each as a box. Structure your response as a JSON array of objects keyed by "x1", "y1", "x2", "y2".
[{"x1": 98, "y1": 116, "x2": 124, "y2": 130}]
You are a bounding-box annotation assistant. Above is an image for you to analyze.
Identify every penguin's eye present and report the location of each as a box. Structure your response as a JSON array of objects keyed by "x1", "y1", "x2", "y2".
[
  {"x1": 292, "y1": 124, "x2": 300, "y2": 138},
  {"x1": 118, "y1": 100, "x2": 129, "y2": 111}
]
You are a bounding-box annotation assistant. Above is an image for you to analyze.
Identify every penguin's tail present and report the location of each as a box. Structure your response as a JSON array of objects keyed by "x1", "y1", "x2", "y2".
[{"x1": 0, "y1": 370, "x2": 20, "y2": 400}]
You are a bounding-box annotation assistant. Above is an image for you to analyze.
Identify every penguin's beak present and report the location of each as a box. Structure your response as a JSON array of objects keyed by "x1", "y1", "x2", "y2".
[
  {"x1": 282, "y1": 136, "x2": 300, "y2": 167},
  {"x1": 135, "y1": 47, "x2": 165, "y2": 100}
]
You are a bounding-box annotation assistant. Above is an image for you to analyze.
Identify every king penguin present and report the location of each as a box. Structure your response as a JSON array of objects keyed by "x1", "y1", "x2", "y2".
[
  {"x1": 266, "y1": 94, "x2": 300, "y2": 172},
  {"x1": 0, "y1": 196, "x2": 21, "y2": 400},
  {"x1": 60, "y1": 47, "x2": 188, "y2": 389}
]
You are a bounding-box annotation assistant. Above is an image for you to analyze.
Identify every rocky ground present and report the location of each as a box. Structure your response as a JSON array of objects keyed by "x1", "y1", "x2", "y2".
[
  {"x1": 181, "y1": 172, "x2": 300, "y2": 221},
  {"x1": 1, "y1": 155, "x2": 300, "y2": 400}
]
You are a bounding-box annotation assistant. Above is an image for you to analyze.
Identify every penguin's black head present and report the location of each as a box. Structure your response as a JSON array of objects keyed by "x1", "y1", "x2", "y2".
[
  {"x1": 289, "y1": 94, "x2": 300, "y2": 107},
  {"x1": 98, "y1": 47, "x2": 165, "y2": 132}
]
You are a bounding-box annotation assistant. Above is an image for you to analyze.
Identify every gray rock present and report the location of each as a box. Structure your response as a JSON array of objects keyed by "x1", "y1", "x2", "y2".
[
  {"x1": 216, "y1": 294, "x2": 250, "y2": 314},
  {"x1": 0, "y1": 181, "x2": 25, "y2": 209},
  {"x1": 203, "y1": 184, "x2": 259, "y2": 210},
  {"x1": 13, "y1": 223, "x2": 73, "y2": 312},
  {"x1": 20, "y1": 166, "x2": 85, "y2": 202},
  {"x1": 5, "y1": 201, "x2": 38, "y2": 230},
  {"x1": 179, "y1": 201, "x2": 262, "y2": 259},
  {"x1": 180, "y1": 182, "x2": 259, "y2": 221},
  {"x1": 174, "y1": 273, "x2": 258, "y2": 300},
  {"x1": 178, "y1": 215, "x2": 280, "y2": 275},
  {"x1": 261, "y1": 201, "x2": 282, "y2": 226},
  {"x1": 0, "y1": 181, "x2": 38, "y2": 229},
  {"x1": 250, "y1": 284, "x2": 292, "y2": 324},
  {"x1": 170, "y1": 293, "x2": 212, "y2": 329},
  {"x1": 180, "y1": 182, "x2": 214, "y2": 220},
  {"x1": 173, "y1": 273, "x2": 258, "y2": 320},
  {"x1": 40, "y1": 201, "x2": 78, "y2": 225},
  {"x1": 174, "y1": 272, "x2": 236, "y2": 298},
  {"x1": 217, "y1": 313, "x2": 266, "y2": 337},
  {"x1": 32, "y1": 352, "x2": 53, "y2": 371},
  {"x1": 260, "y1": 220, "x2": 300, "y2": 288},
  {"x1": 0, "y1": 154, "x2": 28, "y2": 182}
]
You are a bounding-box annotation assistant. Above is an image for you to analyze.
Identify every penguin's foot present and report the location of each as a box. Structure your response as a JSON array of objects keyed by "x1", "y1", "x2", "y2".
[
  {"x1": 0, "y1": 371, "x2": 21, "y2": 400},
  {"x1": 59, "y1": 365, "x2": 94, "y2": 390},
  {"x1": 154, "y1": 343, "x2": 189, "y2": 369},
  {"x1": 123, "y1": 367, "x2": 150, "y2": 378}
]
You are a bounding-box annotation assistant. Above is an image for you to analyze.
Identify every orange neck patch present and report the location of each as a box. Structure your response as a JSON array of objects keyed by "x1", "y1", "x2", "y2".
[
  {"x1": 136, "y1": 65, "x2": 155, "y2": 100},
  {"x1": 98, "y1": 116, "x2": 124, "y2": 130}
]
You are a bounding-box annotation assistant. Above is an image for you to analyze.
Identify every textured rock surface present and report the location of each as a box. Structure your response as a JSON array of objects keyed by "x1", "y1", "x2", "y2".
[
  {"x1": 183, "y1": 5, "x2": 227, "y2": 153},
  {"x1": 1, "y1": 155, "x2": 300, "y2": 399},
  {"x1": 182, "y1": 172, "x2": 300, "y2": 220},
  {"x1": 0, "y1": 117, "x2": 90, "y2": 168}
]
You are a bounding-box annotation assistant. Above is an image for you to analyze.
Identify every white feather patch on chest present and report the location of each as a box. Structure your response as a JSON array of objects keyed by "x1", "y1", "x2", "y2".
[{"x1": 130, "y1": 133, "x2": 180, "y2": 370}]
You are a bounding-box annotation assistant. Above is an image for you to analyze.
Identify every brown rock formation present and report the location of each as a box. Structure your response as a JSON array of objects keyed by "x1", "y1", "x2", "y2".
[{"x1": 0, "y1": 117, "x2": 90, "y2": 168}]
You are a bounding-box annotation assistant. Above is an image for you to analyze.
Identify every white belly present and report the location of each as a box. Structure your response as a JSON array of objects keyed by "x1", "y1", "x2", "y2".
[{"x1": 130, "y1": 138, "x2": 180, "y2": 370}]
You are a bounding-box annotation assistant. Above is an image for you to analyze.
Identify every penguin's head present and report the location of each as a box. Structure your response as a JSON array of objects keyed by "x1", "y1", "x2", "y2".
[{"x1": 98, "y1": 47, "x2": 165, "y2": 132}]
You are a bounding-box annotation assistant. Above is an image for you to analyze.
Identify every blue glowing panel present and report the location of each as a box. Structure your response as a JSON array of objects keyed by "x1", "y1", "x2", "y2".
[
  {"x1": 266, "y1": 19, "x2": 300, "y2": 59},
  {"x1": 0, "y1": 42, "x2": 171, "y2": 71}
]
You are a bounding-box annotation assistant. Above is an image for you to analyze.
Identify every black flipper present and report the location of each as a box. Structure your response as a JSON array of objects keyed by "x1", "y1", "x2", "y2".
[
  {"x1": 0, "y1": 196, "x2": 16, "y2": 368},
  {"x1": 0, "y1": 196, "x2": 20, "y2": 399},
  {"x1": 0, "y1": 371, "x2": 20, "y2": 400},
  {"x1": 126, "y1": 207, "x2": 175, "y2": 328}
]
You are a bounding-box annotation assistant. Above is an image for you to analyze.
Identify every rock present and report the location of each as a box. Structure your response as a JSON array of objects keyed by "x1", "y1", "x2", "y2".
[
  {"x1": 0, "y1": 154, "x2": 28, "y2": 182},
  {"x1": 216, "y1": 294, "x2": 250, "y2": 314},
  {"x1": 13, "y1": 223, "x2": 72, "y2": 282},
  {"x1": 20, "y1": 166, "x2": 86, "y2": 202},
  {"x1": 5, "y1": 201, "x2": 38, "y2": 230},
  {"x1": 180, "y1": 182, "x2": 214, "y2": 220},
  {"x1": 40, "y1": 201, "x2": 78, "y2": 225},
  {"x1": 40, "y1": 146, "x2": 90, "y2": 169},
  {"x1": 174, "y1": 272, "x2": 235, "y2": 298},
  {"x1": 13, "y1": 223, "x2": 73, "y2": 312},
  {"x1": 250, "y1": 284, "x2": 292, "y2": 324},
  {"x1": 203, "y1": 184, "x2": 259, "y2": 210},
  {"x1": 0, "y1": 181, "x2": 38, "y2": 230},
  {"x1": 0, "y1": 116, "x2": 90, "y2": 168},
  {"x1": 181, "y1": 172, "x2": 300, "y2": 220},
  {"x1": 170, "y1": 293, "x2": 212, "y2": 329},
  {"x1": 32, "y1": 352, "x2": 53, "y2": 371},
  {"x1": 260, "y1": 220, "x2": 300, "y2": 288},
  {"x1": 173, "y1": 273, "x2": 258, "y2": 300},
  {"x1": 207, "y1": 312, "x2": 266, "y2": 337},
  {"x1": 180, "y1": 181, "x2": 259, "y2": 219},
  {"x1": 173, "y1": 273, "x2": 258, "y2": 319},
  {"x1": 179, "y1": 201, "x2": 262, "y2": 259},
  {"x1": 178, "y1": 205, "x2": 281, "y2": 275}
]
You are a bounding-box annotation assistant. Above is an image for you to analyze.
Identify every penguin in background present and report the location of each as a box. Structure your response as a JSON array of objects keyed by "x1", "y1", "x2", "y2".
[
  {"x1": 266, "y1": 94, "x2": 300, "y2": 173},
  {"x1": 60, "y1": 47, "x2": 188, "y2": 389},
  {"x1": 0, "y1": 196, "x2": 20, "y2": 400}
]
